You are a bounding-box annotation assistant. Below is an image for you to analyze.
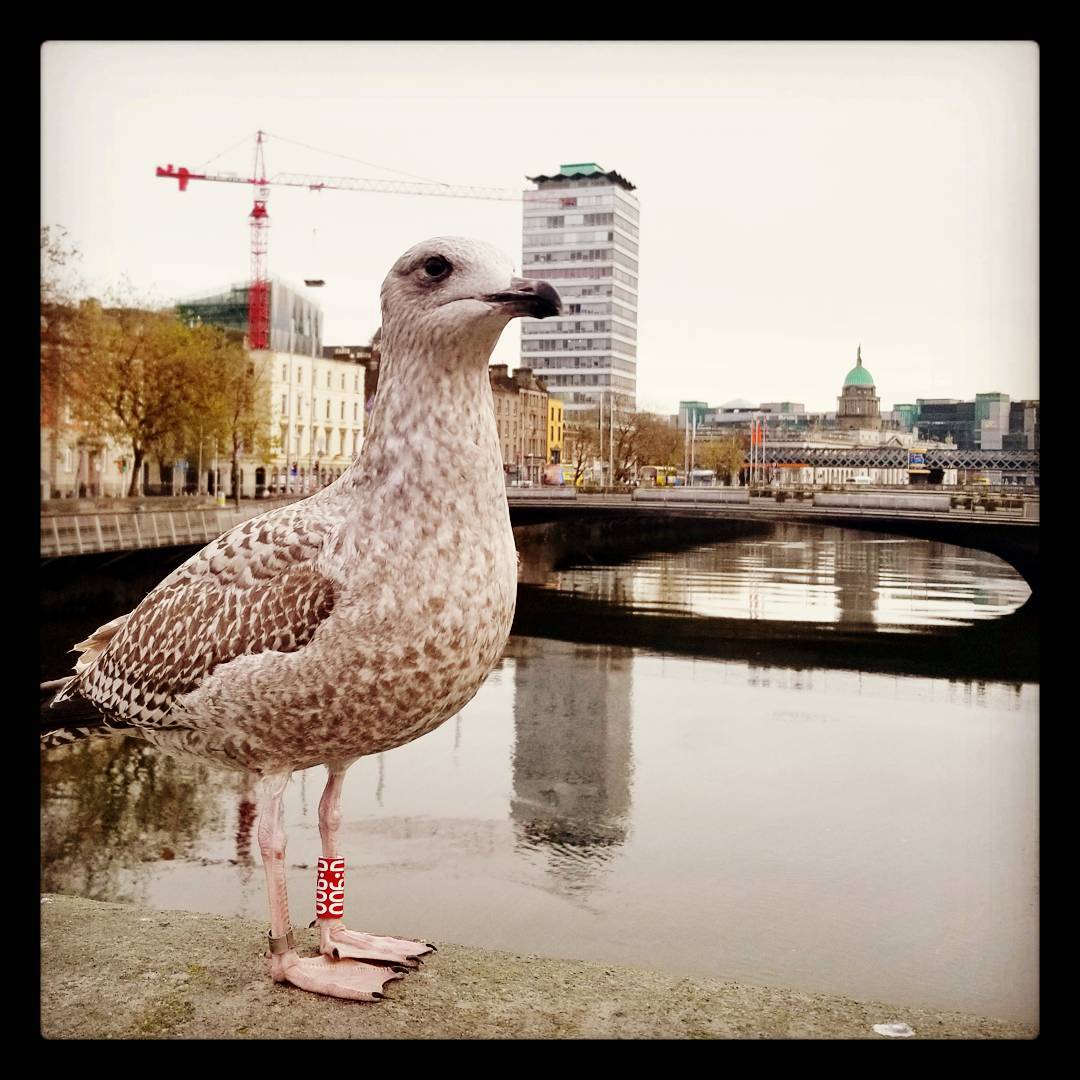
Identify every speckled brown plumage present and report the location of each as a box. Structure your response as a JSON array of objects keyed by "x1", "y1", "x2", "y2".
[{"x1": 47, "y1": 237, "x2": 557, "y2": 777}]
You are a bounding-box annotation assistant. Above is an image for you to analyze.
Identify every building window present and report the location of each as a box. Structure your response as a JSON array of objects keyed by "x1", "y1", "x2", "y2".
[
  {"x1": 354, "y1": 403, "x2": 358, "y2": 421},
  {"x1": 326, "y1": 400, "x2": 331, "y2": 419},
  {"x1": 297, "y1": 367, "x2": 303, "y2": 384},
  {"x1": 281, "y1": 364, "x2": 287, "y2": 380},
  {"x1": 327, "y1": 371, "x2": 332, "y2": 388},
  {"x1": 281, "y1": 395, "x2": 287, "y2": 416},
  {"x1": 340, "y1": 401, "x2": 345, "y2": 420},
  {"x1": 341, "y1": 373, "x2": 345, "y2": 390}
]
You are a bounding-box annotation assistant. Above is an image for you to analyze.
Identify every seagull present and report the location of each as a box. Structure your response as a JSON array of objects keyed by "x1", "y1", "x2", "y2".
[{"x1": 41, "y1": 236, "x2": 562, "y2": 1001}]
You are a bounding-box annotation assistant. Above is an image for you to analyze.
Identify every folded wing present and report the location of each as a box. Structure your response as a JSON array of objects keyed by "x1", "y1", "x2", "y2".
[{"x1": 55, "y1": 499, "x2": 341, "y2": 732}]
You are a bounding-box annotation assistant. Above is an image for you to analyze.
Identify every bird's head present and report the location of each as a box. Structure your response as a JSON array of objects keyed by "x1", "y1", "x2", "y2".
[{"x1": 379, "y1": 236, "x2": 561, "y2": 356}]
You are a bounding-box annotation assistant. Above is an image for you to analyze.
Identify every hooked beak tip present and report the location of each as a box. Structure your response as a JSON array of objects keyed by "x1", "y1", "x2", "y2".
[{"x1": 483, "y1": 278, "x2": 562, "y2": 319}]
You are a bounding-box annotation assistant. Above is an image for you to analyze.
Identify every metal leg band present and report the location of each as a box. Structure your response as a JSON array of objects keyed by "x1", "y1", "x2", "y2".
[{"x1": 267, "y1": 928, "x2": 296, "y2": 955}]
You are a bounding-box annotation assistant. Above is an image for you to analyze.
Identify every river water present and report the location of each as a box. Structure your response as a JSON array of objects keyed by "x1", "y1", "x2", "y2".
[{"x1": 40, "y1": 523, "x2": 1038, "y2": 1025}]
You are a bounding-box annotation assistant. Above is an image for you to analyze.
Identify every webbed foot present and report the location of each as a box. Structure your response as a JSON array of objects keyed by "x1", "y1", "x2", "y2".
[{"x1": 319, "y1": 924, "x2": 435, "y2": 968}]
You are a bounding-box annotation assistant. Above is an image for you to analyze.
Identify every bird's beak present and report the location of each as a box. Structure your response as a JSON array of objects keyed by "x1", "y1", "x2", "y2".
[{"x1": 481, "y1": 277, "x2": 562, "y2": 319}]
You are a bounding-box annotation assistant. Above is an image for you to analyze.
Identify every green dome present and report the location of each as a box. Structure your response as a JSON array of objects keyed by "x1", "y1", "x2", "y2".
[
  {"x1": 844, "y1": 364, "x2": 875, "y2": 386},
  {"x1": 843, "y1": 347, "x2": 874, "y2": 386}
]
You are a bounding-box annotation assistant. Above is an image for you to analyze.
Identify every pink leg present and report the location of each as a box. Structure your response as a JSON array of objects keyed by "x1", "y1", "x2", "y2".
[
  {"x1": 315, "y1": 761, "x2": 434, "y2": 967},
  {"x1": 256, "y1": 772, "x2": 404, "y2": 1001}
]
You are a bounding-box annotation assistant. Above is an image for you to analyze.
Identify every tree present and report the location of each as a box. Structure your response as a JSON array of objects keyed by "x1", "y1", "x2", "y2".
[
  {"x1": 628, "y1": 411, "x2": 681, "y2": 472},
  {"x1": 40, "y1": 226, "x2": 84, "y2": 310},
  {"x1": 564, "y1": 409, "x2": 600, "y2": 486},
  {"x1": 561, "y1": 408, "x2": 682, "y2": 486},
  {"x1": 604, "y1": 409, "x2": 682, "y2": 484},
  {"x1": 190, "y1": 331, "x2": 275, "y2": 505},
  {"x1": 41, "y1": 227, "x2": 86, "y2": 495},
  {"x1": 62, "y1": 294, "x2": 234, "y2": 497},
  {"x1": 608, "y1": 409, "x2": 637, "y2": 484},
  {"x1": 696, "y1": 436, "x2": 747, "y2": 485}
]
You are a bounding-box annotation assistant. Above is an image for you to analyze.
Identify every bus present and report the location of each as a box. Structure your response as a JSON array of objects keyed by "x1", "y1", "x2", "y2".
[{"x1": 639, "y1": 465, "x2": 678, "y2": 486}]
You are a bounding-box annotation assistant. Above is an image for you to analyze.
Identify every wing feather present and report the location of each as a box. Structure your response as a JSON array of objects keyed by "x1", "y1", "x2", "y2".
[{"x1": 62, "y1": 498, "x2": 341, "y2": 730}]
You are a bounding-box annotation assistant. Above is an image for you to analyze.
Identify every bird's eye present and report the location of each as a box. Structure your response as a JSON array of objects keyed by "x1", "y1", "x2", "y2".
[{"x1": 422, "y1": 255, "x2": 451, "y2": 280}]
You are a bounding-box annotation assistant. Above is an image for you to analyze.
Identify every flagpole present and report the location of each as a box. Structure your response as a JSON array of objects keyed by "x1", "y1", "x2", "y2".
[
  {"x1": 690, "y1": 411, "x2": 696, "y2": 486},
  {"x1": 598, "y1": 393, "x2": 604, "y2": 486},
  {"x1": 749, "y1": 416, "x2": 755, "y2": 489},
  {"x1": 609, "y1": 390, "x2": 614, "y2": 487},
  {"x1": 763, "y1": 414, "x2": 767, "y2": 487}
]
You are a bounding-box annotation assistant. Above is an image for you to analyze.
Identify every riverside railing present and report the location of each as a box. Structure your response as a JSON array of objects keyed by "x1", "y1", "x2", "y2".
[{"x1": 40, "y1": 499, "x2": 300, "y2": 559}]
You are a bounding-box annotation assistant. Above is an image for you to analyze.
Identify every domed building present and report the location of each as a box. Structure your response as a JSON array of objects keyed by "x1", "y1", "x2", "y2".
[{"x1": 837, "y1": 345, "x2": 881, "y2": 430}]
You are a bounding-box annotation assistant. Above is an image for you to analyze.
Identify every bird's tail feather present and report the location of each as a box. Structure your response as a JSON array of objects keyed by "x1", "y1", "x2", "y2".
[{"x1": 40, "y1": 679, "x2": 113, "y2": 751}]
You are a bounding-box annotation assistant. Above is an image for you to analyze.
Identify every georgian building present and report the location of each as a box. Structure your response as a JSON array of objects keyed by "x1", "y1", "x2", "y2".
[
  {"x1": 267, "y1": 348, "x2": 366, "y2": 495},
  {"x1": 547, "y1": 396, "x2": 564, "y2": 464},
  {"x1": 489, "y1": 364, "x2": 549, "y2": 484},
  {"x1": 179, "y1": 281, "x2": 367, "y2": 496}
]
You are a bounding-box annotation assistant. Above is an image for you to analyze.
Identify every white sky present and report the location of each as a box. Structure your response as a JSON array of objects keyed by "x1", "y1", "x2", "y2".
[{"x1": 41, "y1": 41, "x2": 1038, "y2": 416}]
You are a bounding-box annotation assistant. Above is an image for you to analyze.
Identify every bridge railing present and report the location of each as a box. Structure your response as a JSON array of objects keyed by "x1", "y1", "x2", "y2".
[
  {"x1": 505, "y1": 487, "x2": 578, "y2": 500},
  {"x1": 813, "y1": 491, "x2": 953, "y2": 513},
  {"x1": 632, "y1": 488, "x2": 751, "y2": 505},
  {"x1": 39, "y1": 501, "x2": 297, "y2": 559}
]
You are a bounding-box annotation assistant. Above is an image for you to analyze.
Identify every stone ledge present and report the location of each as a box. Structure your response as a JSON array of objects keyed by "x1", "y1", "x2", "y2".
[{"x1": 40, "y1": 895, "x2": 1035, "y2": 1040}]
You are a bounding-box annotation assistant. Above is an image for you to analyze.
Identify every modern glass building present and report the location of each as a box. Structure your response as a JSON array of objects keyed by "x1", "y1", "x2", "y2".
[
  {"x1": 520, "y1": 163, "x2": 639, "y2": 414},
  {"x1": 177, "y1": 279, "x2": 322, "y2": 357}
]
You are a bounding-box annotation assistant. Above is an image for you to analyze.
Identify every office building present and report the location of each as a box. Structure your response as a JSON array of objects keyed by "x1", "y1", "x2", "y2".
[{"x1": 520, "y1": 163, "x2": 639, "y2": 415}]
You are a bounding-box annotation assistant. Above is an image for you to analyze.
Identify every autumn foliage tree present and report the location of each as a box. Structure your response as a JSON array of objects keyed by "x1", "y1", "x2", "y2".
[
  {"x1": 58, "y1": 293, "x2": 271, "y2": 498},
  {"x1": 63, "y1": 300, "x2": 207, "y2": 495},
  {"x1": 43, "y1": 228, "x2": 276, "y2": 500},
  {"x1": 193, "y1": 334, "x2": 275, "y2": 506}
]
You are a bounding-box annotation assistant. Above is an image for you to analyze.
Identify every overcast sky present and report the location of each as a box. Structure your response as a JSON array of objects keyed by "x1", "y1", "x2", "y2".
[{"x1": 41, "y1": 41, "x2": 1038, "y2": 415}]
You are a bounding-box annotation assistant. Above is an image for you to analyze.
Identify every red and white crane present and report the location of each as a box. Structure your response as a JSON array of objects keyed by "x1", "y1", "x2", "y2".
[{"x1": 156, "y1": 130, "x2": 557, "y2": 349}]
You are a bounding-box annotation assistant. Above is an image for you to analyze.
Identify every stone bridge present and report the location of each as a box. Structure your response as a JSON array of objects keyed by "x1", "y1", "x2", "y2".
[
  {"x1": 39, "y1": 490, "x2": 1040, "y2": 597},
  {"x1": 506, "y1": 491, "x2": 1040, "y2": 598}
]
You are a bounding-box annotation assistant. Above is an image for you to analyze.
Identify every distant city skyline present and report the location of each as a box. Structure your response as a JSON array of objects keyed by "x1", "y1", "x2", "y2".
[
  {"x1": 42, "y1": 41, "x2": 1038, "y2": 415},
  {"x1": 668, "y1": 342, "x2": 1040, "y2": 418}
]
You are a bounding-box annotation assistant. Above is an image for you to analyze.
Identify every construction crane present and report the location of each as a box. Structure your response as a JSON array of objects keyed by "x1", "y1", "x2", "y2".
[{"x1": 156, "y1": 130, "x2": 563, "y2": 350}]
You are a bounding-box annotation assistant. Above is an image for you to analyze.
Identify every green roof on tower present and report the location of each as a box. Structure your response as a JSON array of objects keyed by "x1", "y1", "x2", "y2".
[
  {"x1": 526, "y1": 163, "x2": 636, "y2": 192},
  {"x1": 843, "y1": 345, "x2": 875, "y2": 387}
]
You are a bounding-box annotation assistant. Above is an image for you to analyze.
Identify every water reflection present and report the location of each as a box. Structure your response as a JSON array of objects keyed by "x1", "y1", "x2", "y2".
[
  {"x1": 538, "y1": 524, "x2": 1029, "y2": 629},
  {"x1": 41, "y1": 738, "x2": 226, "y2": 902},
  {"x1": 833, "y1": 530, "x2": 880, "y2": 625},
  {"x1": 508, "y1": 639, "x2": 632, "y2": 895},
  {"x1": 39, "y1": 640, "x2": 1037, "y2": 1025},
  {"x1": 40, "y1": 523, "x2": 1037, "y2": 1023}
]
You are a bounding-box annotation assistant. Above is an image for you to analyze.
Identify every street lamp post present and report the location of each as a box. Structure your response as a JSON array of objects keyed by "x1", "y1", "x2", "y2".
[{"x1": 689, "y1": 409, "x2": 697, "y2": 487}]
